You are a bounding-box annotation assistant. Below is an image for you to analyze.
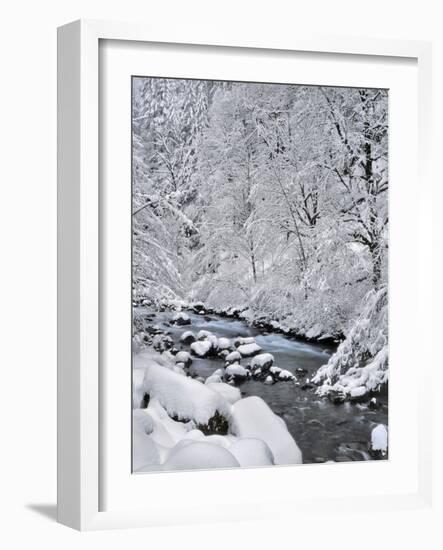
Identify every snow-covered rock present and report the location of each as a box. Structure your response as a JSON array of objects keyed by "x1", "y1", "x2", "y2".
[
  {"x1": 180, "y1": 330, "x2": 196, "y2": 344},
  {"x1": 172, "y1": 364, "x2": 186, "y2": 376},
  {"x1": 234, "y1": 336, "x2": 255, "y2": 347},
  {"x1": 132, "y1": 402, "x2": 190, "y2": 468},
  {"x1": 277, "y1": 369, "x2": 295, "y2": 381},
  {"x1": 205, "y1": 373, "x2": 223, "y2": 384},
  {"x1": 171, "y1": 312, "x2": 191, "y2": 325},
  {"x1": 368, "y1": 397, "x2": 379, "y2": 410},
  {"x1": 229, "y1": 438, "x2": 275, "y2": 467},
  {"x1": 237, "y1": 343, "x2": 262, "y2": 357},
  {"x1": 225, "y1": 363, "x2": 249, "y2": 380},
  {"x1": 191, "y1": 302, "x2": 206, "y2": 313},
  {"x1": 206, "y1": 382, "x2": 242, "y2": 404},
  {"x1": 180, "y1": 430, "x2": 233, "y2": 450},
  {"x1": 163, "y1": 441, "x2": 240, "y2": 471},
  {"x1": 190, "y1": 340, "x2": 213, "y2": 358},
  {"x1": 152, "y1": 333, "x2": 173, "y2": 352},
  {"x1": 197, "y1": 329, "x2": 214, "y2": 341},
  {"x1": 133, "y1": 367, "x2": 146, "y2": 408},
  {"x1": 212, "y1": 368, "x2": 225, "y2": 377},
  {"x1": 225, "y1": 350, "x2": 242, "y2": 364},
  {"x1": 251, "y1": 353, "x2": 274, "y2": 370},
  {"x1": 370, "y1": 424, "x2": 388, "y2": 456},
  {"x1": 230, "y1": 396, "x2": 302, "y2": 464},
  {"x1": 217, "y1": 337, "x2": 231, "y2": 350},
  {"x1": 143, "y1": 363, "x2": 230, "y2": 425},
  {"x1": 269, "y1": 366, "x2": 295, "y2": 381},
  {"x1": 264, "y1": 375, "x2": 274, "y2": 385},
  {"x1": 174, "y1": 350, "x2": 192, "y2": 367},
  {"x1": 349, "y1": 385, "x2": 367, "y2": 400},
  {"x1": 132, "y1": 429, "x2": 161, "y2": 471}
]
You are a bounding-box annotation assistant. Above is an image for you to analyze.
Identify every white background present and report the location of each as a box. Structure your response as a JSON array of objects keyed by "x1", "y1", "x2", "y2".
[{"x1": 0, "y1": 0, "x2": 442, "y2": 548}]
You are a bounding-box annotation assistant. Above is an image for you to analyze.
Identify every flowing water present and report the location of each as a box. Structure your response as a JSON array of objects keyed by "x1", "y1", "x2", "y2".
[{"x1": 138, "y1": 308, "x2": 388, "y2": 464}]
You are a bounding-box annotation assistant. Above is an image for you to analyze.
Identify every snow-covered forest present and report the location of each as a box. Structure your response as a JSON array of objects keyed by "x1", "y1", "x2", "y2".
[{"x1": 132, "y1": 77, "x2": 389, "y2": 472}]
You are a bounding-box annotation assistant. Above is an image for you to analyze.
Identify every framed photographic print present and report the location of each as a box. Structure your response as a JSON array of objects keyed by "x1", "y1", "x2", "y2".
[{"x1": 57, "y1": 20, "x2": 433, "y2": 530}]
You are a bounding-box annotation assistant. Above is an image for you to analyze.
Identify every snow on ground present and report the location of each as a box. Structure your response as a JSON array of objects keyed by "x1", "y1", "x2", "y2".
[{"x1": 230, "y1": 396, "x2": 302, "y2": 464}]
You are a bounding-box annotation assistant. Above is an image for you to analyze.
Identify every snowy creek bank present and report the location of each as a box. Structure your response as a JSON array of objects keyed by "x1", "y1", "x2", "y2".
[{"x1": 134, "y1": 308, "x2": 388, "y2": 468}]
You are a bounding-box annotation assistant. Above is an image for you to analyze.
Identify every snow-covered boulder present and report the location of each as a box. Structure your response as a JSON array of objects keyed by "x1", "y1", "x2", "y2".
[
  {"x1": 191, "y1": 302, "x2": 206, "y2": 313},
  {"x1": 264, "y1": 375, "x2": 274, "y2": 385},
  {"x1": 163, "y1": 441, "x2": 240, "y2": 471},
  {"x1": 172, "y1": 364, "x2": 186, "y2": 376},
  {"x1": 237, "y1": 342, "x2": 262, "y2": 357},
  {"x1": 276, "y1": 369, "x2": 295, "y2": 381},
  {"x1": 132, "y1": 429, "x2": 161, "y2": 471},
  {"x1": 205, "y1": 373, "x2": 223, "y2": 385},
  {"x1": 171, "y1": 312, "x2": 191, "y2": 326},
  {"x1": 133, "y1": 367, "x2": 146, "y2": 408},
  {"x1": 225, "y1": 350, "x2": 242, "y2": 364},
  {"x1": 180, "y1": 429, "x2": 233, "y2": 450},
  {"x1": 143, "y1": 363, "x2": 230, "y2": 425},
  {"x1": 197, "y1": 329, "x2": 214, "y2": 341},
  {"x1": 132, "y1": 402, "x2": 189, "y2": 468},
  {"x1": 370, "y1": 424, "x2": 388, "y2": 458},
  {"x1": 234, "y1": 336, "x2": 255, "y2": 347},
  {"x1": 230, "y1": 396, "x2": 302, "y2": 465},
  {"x1": 349, "y1": 385, "x2": 367, "y2": 401},
  {"x1": 251, "y1": 353, "x2": 274, "y2": 370},
  {"x1": 190, "y1": 340, "x2": 214, "y2": 358},
  {"x1": 152, "y1": 333, "x2": 173, "y2": 352},
  {"x1": 206, "y1": 382, "x2": 242, "y2": 404},
  {"x1": 252, "y1": 367, "x2": 262, "y2": 379},
  {"x1": 225, "y1": 363, "x2": 249, "y2": 381},
  {"x1": 212, "y1": 368, "x2": 225, "y2": 377},
  {"x1": 229, "y1": 438, "x2": 275, "y2": 467},
  {"x1": 217, "y1": 337, "x2": 231, "y2": 350},
  {"x1": 270, "y1": 366, "x2": 295, "y2": 381},
  {"x1": 180, "y1": 331, "x2": 196, "y2": 345},
  {"x1": 174, "y1": 350, "x2": 192, "y2": 367},
  {"x1": 368, "y1": 397, "x2": 380, "y2": 410}
]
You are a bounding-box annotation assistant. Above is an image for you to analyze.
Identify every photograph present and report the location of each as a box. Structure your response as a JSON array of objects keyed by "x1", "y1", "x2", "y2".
[{"x1": 131, "y1": 76, "x2": 389, "y2": 473}]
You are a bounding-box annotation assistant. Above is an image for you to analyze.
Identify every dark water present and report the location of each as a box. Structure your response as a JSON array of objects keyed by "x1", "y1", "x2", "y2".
[{"x1": 138, "y1": 308, "x2": 388, "y2": 463}]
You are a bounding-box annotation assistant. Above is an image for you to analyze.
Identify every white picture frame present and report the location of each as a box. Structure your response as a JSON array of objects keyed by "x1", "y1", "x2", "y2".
[{"x1": 57, "y1": 19, "x2": 433, "y2": 531}]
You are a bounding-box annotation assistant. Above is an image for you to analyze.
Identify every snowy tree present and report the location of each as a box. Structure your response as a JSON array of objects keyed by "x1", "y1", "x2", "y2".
[{"x1": 132, "y1": 78, "x2": 389, "y2": 395}]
